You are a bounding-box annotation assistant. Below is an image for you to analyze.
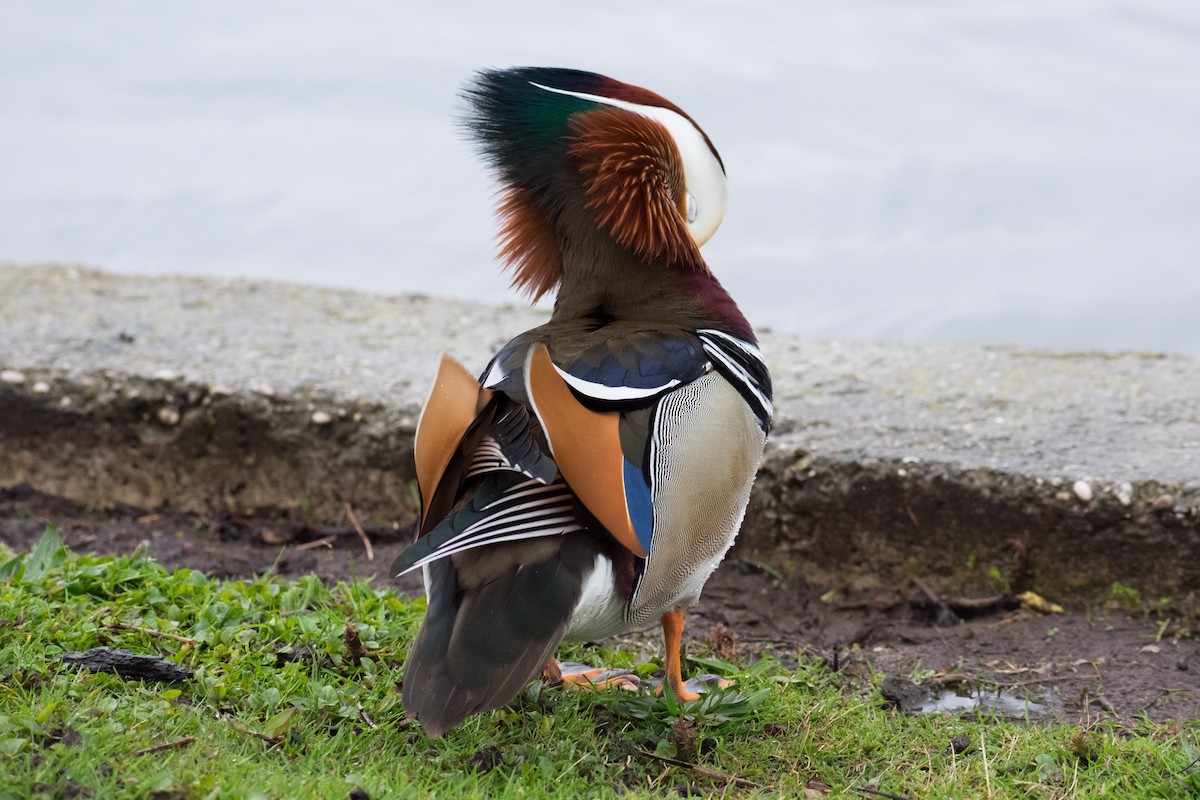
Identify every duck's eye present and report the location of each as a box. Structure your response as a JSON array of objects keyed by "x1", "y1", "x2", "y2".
[{"x1": 686, "y1": 193, "x2": 698, "y2": 224}]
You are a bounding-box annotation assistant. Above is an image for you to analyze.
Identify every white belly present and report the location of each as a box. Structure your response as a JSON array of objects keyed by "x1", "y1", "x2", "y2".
[{"x1": 562, "y1": 554, "x2": 629, "y2": 642}]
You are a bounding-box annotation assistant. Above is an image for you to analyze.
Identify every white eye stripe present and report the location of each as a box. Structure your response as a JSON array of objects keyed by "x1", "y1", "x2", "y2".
[{"x1": 529, "y1": 80, "x2": 727, "y2": 247}]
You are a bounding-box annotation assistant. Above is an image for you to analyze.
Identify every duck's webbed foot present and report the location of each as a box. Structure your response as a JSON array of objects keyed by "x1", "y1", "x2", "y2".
[{"x1": 543, "y1": 656, "x2": 641, "y2": 691}]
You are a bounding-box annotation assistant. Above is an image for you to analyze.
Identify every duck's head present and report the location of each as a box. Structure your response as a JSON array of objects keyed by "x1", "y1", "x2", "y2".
[{"x1": 463, "y1": 67, "x2": 727, "y2": 300}]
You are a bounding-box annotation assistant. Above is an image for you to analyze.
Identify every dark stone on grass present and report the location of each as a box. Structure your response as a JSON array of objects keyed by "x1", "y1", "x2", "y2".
[
  {"x1": 949, "y1": 734, "x2": 971, "y2": 754},
  {"x1": 5, "y1": 482, "x2": 35, "y2": 501},
  {"x1": 60, "y1": 782, "x2": 89, "y2": 799},
  {"x1": 60, "y1": 647, "x2": 193, "y2": 681},
  {"x1": 348, "y1": 789, "x2": 370, "y2": 800},
  {"x1": 41, "y1": 726, "x2": 83, "y2": 748},
  {"x1": 274, "y1": 644, "x2": 323, "y2": 667},
  {"x1": 465, "y1": 746, "x2": 504, "y2": 773},
  {"x1": 4, "y1": 669, "x2": 44, "y2": 690},
  {"x1": 880, "y1": 676, "x2": 927, "y2": 713}
]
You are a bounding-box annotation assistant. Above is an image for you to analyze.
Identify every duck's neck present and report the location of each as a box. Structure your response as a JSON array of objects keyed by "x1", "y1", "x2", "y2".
[{"x1": 549, "y1": 208, "x2": 755, "y2": 342}]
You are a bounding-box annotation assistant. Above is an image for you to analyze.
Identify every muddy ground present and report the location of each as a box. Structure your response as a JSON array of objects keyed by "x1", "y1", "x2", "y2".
[{"x1": 2, "y1": 483, "x2": 1196, "y2": 726}]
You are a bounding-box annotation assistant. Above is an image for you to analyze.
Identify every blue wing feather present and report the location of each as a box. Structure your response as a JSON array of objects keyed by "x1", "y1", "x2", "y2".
[{"x1": 622, "y1": 457, "x2": 654, "y2": 554}]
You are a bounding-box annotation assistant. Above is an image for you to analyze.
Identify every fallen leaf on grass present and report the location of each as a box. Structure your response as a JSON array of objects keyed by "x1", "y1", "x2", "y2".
[
  {"x1": 1015, "y1": 592, "x2": 1064, "y2": 615},
  {"x1": 260, "y1": 527, "x2": 293, "y2": 545},
  {"x1": 263, "y1": 707, "x2": 296, "y2": 739}
]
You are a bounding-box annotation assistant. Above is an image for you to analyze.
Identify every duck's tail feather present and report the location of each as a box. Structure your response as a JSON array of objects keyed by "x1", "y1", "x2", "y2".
[{"x1": 401, "y1": 534, "x2": 595, "y2": 738}]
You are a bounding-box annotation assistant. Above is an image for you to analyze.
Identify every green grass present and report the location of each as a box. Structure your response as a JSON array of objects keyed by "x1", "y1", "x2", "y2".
[{"x1": 1, "y1": 529, "x2": 1197, "y2": 799}]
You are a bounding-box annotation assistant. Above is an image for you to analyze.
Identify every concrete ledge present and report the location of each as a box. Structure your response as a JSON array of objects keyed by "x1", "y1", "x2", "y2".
[{"x1": 2, "y1": 264, "x2": 1197, "y2": 599}]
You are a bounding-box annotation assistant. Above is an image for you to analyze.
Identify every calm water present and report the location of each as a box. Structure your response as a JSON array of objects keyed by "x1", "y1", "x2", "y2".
[{"x1": 3, "y1": 2, "x2": 1199, "y2": 354}]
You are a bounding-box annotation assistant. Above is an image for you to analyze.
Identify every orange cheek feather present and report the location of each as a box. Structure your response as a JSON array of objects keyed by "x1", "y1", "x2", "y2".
[{"x1": 568, "y1": 108, "x2": 702, "y2": 270}]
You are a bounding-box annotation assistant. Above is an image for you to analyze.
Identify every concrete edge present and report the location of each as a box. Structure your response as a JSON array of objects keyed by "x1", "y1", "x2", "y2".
[{"x1": 3, "y1": 362, "x2": 1197, "y2": 603}]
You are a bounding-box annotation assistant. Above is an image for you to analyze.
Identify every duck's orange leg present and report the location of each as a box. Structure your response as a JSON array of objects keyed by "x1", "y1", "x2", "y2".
[{"x1": 658, "y1": 609, "x2": 701, "y2": 701}]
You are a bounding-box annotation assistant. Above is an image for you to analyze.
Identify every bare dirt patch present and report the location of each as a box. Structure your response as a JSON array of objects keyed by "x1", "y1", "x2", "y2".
[{"x1": 3, "y1": 483, "x2": 1196, "y2": 725}]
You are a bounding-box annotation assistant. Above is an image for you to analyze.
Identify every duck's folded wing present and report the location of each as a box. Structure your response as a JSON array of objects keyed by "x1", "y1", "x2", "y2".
[
  {"x1": 410, "y1": 353, "x2": 557, "y2": 535},
  {"x1": 526, "y1": 329, "x2": 772, "y2": 565},
  {"x1": 542, "y1": 328, "x2": 709, "y2": 403},
  {"x1": 523, "y1": 332, "x2": 713, "y2": 559},
  {"x1": 412, "y1": 354, "x2": 493, "y2": 531},
  {"x1": 397, "y1": 328, "x2": 770, "y2": 573}
]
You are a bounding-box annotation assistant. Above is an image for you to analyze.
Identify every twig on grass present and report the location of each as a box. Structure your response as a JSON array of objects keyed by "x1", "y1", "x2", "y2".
[
  {"x1": 1173, "y1": 753, "x2": 1200, "y2": 779},
  {"x1": 133, "y1": 736, "x2": 195, "y2": 756},
  {"x1": 903, "y1": 506, "x2": 920, "y2": 529},
  {"x1": 943, "y1": 595, "x2": 1016, "y2": 616},
  {"x1": 637, "y1": 748, "x2": 761, "y2": 790},
  {"x1": 924, "y1": 671, "x2": 976, "y2": 688},
  {"x1": 981, "y1": 732, "x2": 993, "y2": 798},
  {"x1": 295, "y1": 535, "x2": 338, "y2": 552},
  {"x1": 224, "y1": 714, "x2": 281, "y2": 746},
  {"x1": 311, "y1": 524, "x2": 406, "y2": 540},
  {"x1": 996, "y1": 674, "x2": 1073, "y2": 686},
  {"x1": 912, "y1": 576, "x2": 960, "y2": 627},
  {"x1": 104, "y1": 622, "x2": 196, "y2": 646},
  {"x1": 911, "y1": 576, "x2": 943, "y2": 606},
  {"x1": 1140, "y1": 686, "x2": 1194, "y2": 714},
  {"x1": 344, "y1": 503, "x2": 374, "y2": 561},
  {"x1": 359, "y1": 704, "x2": 377, "y2": 730},
  {"x1": 856, "y1": 787, "x2": 912, "y2": 800}
]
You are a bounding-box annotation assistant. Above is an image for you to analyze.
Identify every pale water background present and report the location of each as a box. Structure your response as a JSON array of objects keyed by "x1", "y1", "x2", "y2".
[{"x1": 2, "y1": 1, "x2": 1199, "y2": 354}]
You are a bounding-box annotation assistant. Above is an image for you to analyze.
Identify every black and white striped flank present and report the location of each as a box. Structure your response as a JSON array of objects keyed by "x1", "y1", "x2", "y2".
[{"x1": 697, "y1": 329, "x2": 773, "y2": 431}]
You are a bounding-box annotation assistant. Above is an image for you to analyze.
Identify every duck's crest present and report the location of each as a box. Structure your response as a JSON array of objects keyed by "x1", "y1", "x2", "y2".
[{"x1": 461, "y1": 67, "x2": 724, "y2": 300}]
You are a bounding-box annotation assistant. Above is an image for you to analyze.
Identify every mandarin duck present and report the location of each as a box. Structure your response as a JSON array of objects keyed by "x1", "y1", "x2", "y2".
[{"x1": 392, "y1": 67, "x2": 772, "y2": 738}]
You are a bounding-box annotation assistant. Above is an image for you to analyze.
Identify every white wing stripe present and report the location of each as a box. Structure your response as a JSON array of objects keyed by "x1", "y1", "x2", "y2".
[
  {"x1": 418, "y1": 514, "x2": 576, "y2": 559},
  {"x1": 552, "y1": 362, "x2": 681, "y2": 402},
  {"x1": 460, "y1": 509, "x2": 577, "y2": 539},
  {"x1": 481, "y1": 481, "x2": 568, "y2": 511},
  {"x1": 396, "y1": 525, "x2": 584, "y2": 575}
]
